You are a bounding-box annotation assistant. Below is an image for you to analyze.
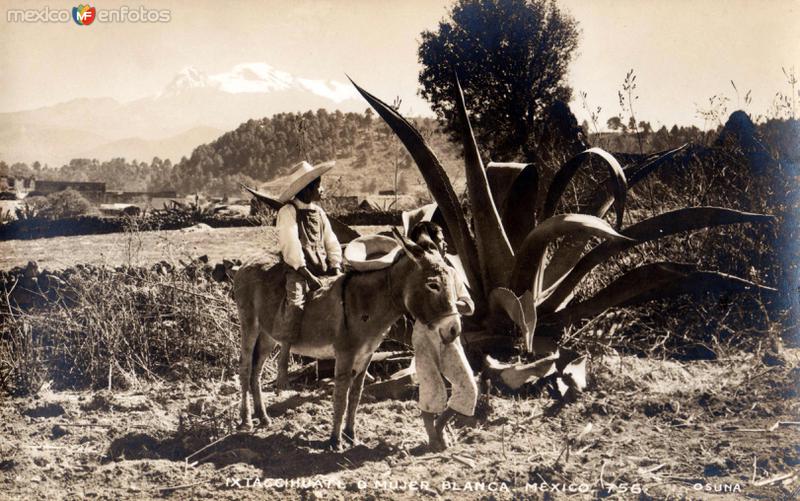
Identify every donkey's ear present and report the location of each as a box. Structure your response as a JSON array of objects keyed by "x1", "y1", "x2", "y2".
[{"x1": 390, "y1": 227, "x2": 424, "y2": 263}]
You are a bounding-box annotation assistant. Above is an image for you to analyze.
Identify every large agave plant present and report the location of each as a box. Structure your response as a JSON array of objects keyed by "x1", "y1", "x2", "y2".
[{"x1": 349, "y1": 77, "x2": 777, "y2": 355}]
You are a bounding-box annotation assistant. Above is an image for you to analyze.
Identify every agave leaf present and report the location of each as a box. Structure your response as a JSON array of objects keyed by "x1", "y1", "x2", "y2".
[
  {"x1": 544, "y1": 146, "x2": 680, "y2": 289},
  {"x1": 488, "y1": 287, "x2": 537, "y2": 351},
  {"x1": 510, "y1": 214, "x2": 634, "y2": 296},
  {"x1": 241, "y1": 183, "x2": 360, "y2": 243},
  {"x1": 520, "y1": 289, "x2": 537, "y2": 345},
  {"x1": 541, "y1": 207, "x2": 775, "y2": 313},
  {"x1": 543, "y1": 148, "x2": 627, "y2": 230},
  {"x1": 489, "y1": 288, "x2": 525, "y2": 329},
  {"x1": 497, "y1": 163, "x2": 539, "y2": 252},
  {"x1": 454, "y1": 76, "x2": 514, "y2": 291},
  {"x1": 482, "y1": 352, "x2": 558, "y2": 390},
  {"x1": 626, "y1": 143, "x2": 691, "y2": 188},
  {"x1": 486, "y1": 162, "x2": 525, "y2": 209},
  {"x1": 539, "y1": 236, "x2": 593, "y2": 293},
  {"x1": 541, "y1": 262, "x2": 778, "y2": 328},
  {"x1": 538, "y1": 149, "x2": 626, "y2": 289},
  {"x1": 349, "y1": 77, "x2": 483, "y2": 294},
  {"x1": 557, "y1": 355, "x2": 587, "y2": 396},
  {"x1": 588, "y1": 144, "x2": 689, "y2": 218}
]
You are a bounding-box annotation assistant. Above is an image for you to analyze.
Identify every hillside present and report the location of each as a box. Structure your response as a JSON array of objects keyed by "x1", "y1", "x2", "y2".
[
  {"x1": 170, "y1": 109, "x2": 467, "y2": 198},
  {"x1": 73, "y1": 126, "x2": 224, "y2": 167}
]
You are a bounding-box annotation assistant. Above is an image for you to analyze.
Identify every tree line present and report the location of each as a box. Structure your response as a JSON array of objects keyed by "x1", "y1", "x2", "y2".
[{"x1": 1, "y1": 112, "x2": 748, "y2": 199}]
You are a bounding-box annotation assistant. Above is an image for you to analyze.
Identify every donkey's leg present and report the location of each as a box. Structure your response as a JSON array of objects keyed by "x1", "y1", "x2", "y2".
[
  {"x1": 343, "y1": 353, "x2": 373, "y2": 446},
  {"x1": 251, "y1": 334, "x2": 277, "y2": 427},
  {"x1": 272, "y1": 270, "x2": 305, "y2": 392},
  {"x1": 275, "y1": 342, "x2": 292, "y2": 392},
  {"x1": 328, "y1": 351, "x2": 355, "y2": 451},
  {"x1": 238, "y1": 307, "x2": 259, "y2": 431}
]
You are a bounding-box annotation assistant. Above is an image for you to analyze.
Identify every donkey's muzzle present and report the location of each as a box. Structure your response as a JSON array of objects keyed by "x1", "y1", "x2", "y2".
[{"x1": 436, "y1": 313, "x2": 461, "y2": 345}]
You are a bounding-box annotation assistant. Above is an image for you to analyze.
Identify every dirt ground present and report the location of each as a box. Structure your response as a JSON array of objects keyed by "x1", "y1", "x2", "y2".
[{"x1": 2, "y1": 348, "x2": 798, "y2": 500}]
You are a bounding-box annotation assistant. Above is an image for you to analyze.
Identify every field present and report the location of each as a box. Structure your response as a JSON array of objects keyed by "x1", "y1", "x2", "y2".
[
  {"x1": 0, "y1": 227, "x2": 277, "y2": 271},
  {"x1": 1, "y1": 227, "x2": 798, "y2": 500},
  {"x1": 0, "y1": 226, "x2": 389, "y2": 271}
]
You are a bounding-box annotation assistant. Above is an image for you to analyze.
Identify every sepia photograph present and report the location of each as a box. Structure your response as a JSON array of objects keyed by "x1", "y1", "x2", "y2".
[{"x1": 0, "y1": 0, "x2": 798, "y2": 499}]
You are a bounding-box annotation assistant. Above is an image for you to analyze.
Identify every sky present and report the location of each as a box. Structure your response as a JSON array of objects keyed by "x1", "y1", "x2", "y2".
[{"x1": 0, "y1": 0, "x2": 798, "y2": 129}]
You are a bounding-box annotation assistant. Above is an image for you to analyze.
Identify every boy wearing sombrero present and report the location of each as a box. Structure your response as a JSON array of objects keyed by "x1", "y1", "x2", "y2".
[{"x1": 273, "y1": 160, "x2": 342, "y2": 382}]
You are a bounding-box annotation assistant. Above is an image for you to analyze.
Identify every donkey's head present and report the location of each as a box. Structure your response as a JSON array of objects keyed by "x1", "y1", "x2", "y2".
[{"x1": 391, "y1": 229, "x2": 462, "y2": 344}]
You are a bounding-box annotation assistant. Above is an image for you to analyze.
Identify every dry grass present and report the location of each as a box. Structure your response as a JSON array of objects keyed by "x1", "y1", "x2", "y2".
[
  {"x1": 1, "y1": 264, "x2": 241, "y2": 395},
  {"x1": 0, "y1": 224, "x2": 390, "y2": 395}
]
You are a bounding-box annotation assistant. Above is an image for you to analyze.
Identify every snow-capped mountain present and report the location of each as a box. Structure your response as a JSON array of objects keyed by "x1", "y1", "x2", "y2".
[
  {"x1": 159, "y1": 63, "x2": 358, "y2": 103},
  {"x1": 0, "y1": 63, "x2": 365, "y2": 165}
]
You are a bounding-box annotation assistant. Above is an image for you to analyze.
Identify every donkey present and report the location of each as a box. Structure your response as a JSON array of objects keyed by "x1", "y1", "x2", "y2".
[{"x1": 233, "y1": 231, "x2": 462, "y2": 450}]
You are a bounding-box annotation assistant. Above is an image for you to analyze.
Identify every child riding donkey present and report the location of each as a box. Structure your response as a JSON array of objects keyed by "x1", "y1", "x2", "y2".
[{"x1": 273, "y1": 160, "x2": 343, "y2": 389}]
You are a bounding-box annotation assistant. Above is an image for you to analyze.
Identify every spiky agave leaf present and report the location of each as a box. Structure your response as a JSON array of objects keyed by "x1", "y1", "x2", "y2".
[
  {"x1": 625, "y1": 143, "x2": 691, "y2": 189},
  {"x1": 349, "y1": 77, "x2": 483, "y2": 294},
  {"x1": 241, "y1": 183, "x2": 360, "y2": 243},
  {"x1": 539, "y1": 149, "x2": 628, "y2": 291},
  {"x1": 509, "y1": 214, "x2": 634, "y2": 297},
  {"x1": 488, "y1": 287, "x2": 537, "y2": 351},
  {"x1": 486, "y1": 163, "x2": 539, "y2": 253},
  {"x1": 485, "y1": 162, "x2": 527, "y2": 209},
  {"x1": 540, "y1": 207, "x2": 775, "y2": 312},
  {"x1": 540, "y1": 262, "x2": 778, "y2": 328},
  {"x1": 542, "y1": 146, "x2": 694, "y2": 291},
  {"x1": 454, "y1": 75, "x2": 514, "y2": 292},
  {"x1": 543, "y1": 148, "x2": 627, "y2": 230},
  {"x1": 482, "y1": 352, "x2": 558, "y2": 390},
  {"x1": 587, "y1": 144, "x2": 689, "y2": 218}
]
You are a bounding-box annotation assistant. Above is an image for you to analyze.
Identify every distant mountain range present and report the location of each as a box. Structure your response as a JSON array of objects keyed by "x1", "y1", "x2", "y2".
[{"x1": 0, "y1": 63, "x2": 366, "y2": 166}]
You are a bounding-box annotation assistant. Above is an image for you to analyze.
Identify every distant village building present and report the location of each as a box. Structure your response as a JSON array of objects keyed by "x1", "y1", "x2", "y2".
[
  {"x1": 98, "y1": 204, "x2": 142, "y2": 217},
  {"x1": 30, "y1": 180, "x2": 106, "y2": 203},
  {"x1": 0, "y1": 176, "x2": 36, "y2": 199},
  {"x1": 0, "y1": 175, "x2": 181, "y2": 219},
  {"x1": 104, "y1": 190, "x2": 178, "y2": 210}
]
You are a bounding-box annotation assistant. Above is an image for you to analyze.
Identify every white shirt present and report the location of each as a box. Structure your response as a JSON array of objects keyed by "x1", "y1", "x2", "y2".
[{"x1": 276, "y1": 198, "x2": 342, "y2": 271}]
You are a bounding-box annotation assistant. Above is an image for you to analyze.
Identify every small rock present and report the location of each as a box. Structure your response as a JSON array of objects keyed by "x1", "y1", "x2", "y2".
[
  {"x1": 219, "y1": 383, "x2": 238, "y2": 396},
  {"x1": 23, "y1": 403, "x2": 65, "y2": 418},
  {"x1": 51, "y1": 424, "x2": 69, "y2": 439}
]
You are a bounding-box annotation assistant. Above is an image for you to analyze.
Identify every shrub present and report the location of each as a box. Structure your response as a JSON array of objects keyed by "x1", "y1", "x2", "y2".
[
  {"x1": 0, "y1": 264, "x2": 239, "y2": 395},
  {"x1": 38, "y1": 189, "x2": 94, "y2": 219}
]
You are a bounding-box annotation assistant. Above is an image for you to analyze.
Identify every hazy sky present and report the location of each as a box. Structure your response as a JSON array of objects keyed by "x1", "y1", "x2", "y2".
[{"x1": 1, "y1": 0, "x2": 798, "y2": 128}]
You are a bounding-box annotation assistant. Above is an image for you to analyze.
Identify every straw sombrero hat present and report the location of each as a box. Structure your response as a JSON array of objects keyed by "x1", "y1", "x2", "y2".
[
  {"x1": 401, "y1": 203, "x2": 438, "y2": 237},
  {"x1": 344, "y1": 234, "x2": 402, "y2": 271},
  {"x1": 277, "y1": 160, "x2": 336, "y2": 203}
]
